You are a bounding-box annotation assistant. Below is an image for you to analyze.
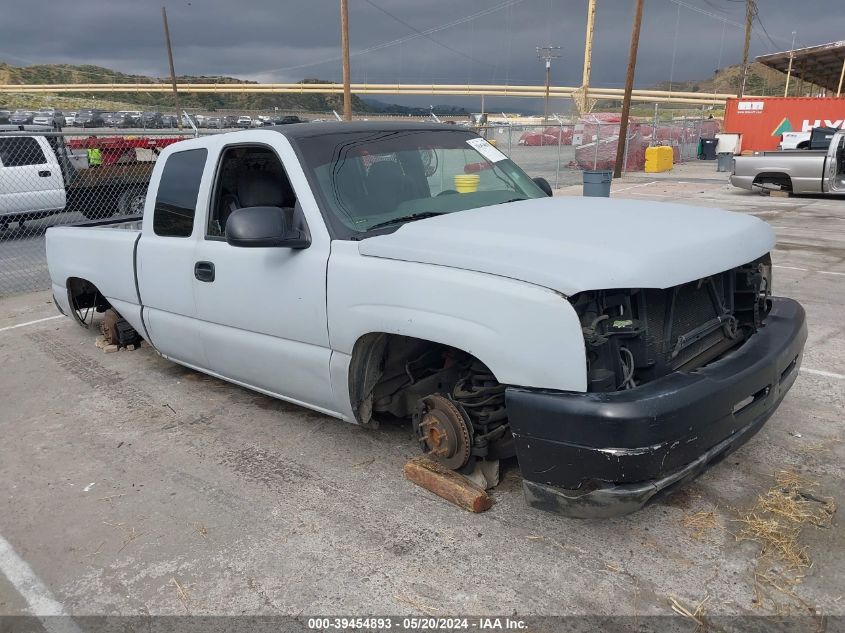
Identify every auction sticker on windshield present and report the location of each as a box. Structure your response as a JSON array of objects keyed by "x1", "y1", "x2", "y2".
[{"x1": 466, "y1": 137, "x2": 508, "y2": 163}]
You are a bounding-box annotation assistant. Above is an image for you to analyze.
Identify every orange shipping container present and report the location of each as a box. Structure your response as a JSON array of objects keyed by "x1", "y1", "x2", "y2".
[{"x1": 724, "y1": 97, "x2": 845, "y2": 152}]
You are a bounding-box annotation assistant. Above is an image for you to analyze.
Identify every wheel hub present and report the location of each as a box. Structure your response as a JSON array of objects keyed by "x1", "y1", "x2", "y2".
[{"x1": 414, "y1": 394, "x2": 471, "y2": 470}]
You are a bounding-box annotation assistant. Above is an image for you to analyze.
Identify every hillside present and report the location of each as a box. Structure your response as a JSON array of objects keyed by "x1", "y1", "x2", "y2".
[
  {"x1": 650, "y1": 62, "x2": 793, "y2": 97},
  {"x1": 0, "y1": 62, "x2": 371, "y2": 113},
  {"x1": 598, "y1": 62, "x2": 796, "y2": 119}
]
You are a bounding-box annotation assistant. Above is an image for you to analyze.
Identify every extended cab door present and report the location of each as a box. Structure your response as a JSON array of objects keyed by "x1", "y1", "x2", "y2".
[
  {"x1": 0, "y1": 135, "x2": 66, "y2": 217},
  {"x1": 137, "y1": 144, "x2": 211, "y2": 368},
  {"x1": 191, "y1": 133, "x2": 336, "y2": 414},
  {"x1": 823, "y1": 131, "x2": 845, "y2": 194}
]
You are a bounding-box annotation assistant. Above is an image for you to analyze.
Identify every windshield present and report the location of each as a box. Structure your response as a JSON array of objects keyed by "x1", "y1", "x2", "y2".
[{"x1": 293, "y1": 128, "x2": 546, "y2": 238}]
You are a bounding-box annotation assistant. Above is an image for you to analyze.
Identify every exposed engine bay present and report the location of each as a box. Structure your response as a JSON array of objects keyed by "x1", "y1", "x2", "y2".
[
  {"x1": 571, "y1": 254, "x2": 773, "y2": 393},
  {"x1": 358, "y1": 256, "x2": 773, "y2": 472}
]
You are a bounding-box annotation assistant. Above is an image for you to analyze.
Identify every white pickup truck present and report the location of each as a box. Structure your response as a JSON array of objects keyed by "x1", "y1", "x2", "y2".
[{"x1": 46, "y1": 122, "x2": 807, "y2": 518}]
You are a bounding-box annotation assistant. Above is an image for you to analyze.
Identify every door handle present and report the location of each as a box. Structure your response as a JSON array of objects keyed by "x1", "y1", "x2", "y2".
[
  {"x1": 194, "y1": 261, "x2": 215, "y2": 282},
  {"x1": 38, "y1": 170, "x2": 51, "y2": 177}
]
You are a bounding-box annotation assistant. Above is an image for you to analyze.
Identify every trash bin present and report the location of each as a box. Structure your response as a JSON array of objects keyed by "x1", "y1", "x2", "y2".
[
  {"x1": 716, "y1": 152, "x2": 733, "y2": 172},
  {"x1": 583, "y1": 170, "x2": 612, "y2": 197},
  {"x1": 698, "y1": 137, "x2": 718, "y2": 160}
]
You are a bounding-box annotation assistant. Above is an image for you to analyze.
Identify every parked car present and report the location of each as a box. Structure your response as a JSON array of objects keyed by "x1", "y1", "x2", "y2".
[
  {"x1": 160, "y1": 115, "x2": 179, "y2": 128},
  {"x1": 779, "y1": 127, "x2": 837, "y2": 151},
  {"x1": 103, "y1": 112, "x2": 134, "y2": 128},
  {"x1": 120, "y1": 111, "x2": 143, "y2": 126},
  {"x1": 182, "y1": 114, "x2": 200, "y2": 128},
  {"x1": 204, "y1": 116, "x2": 222, "y2": 129},
  {"x1": 65, "y1": 111, "x2": 78, "y2": 127},
  {"x1": 236, "y1": 116, "x2": 252, "y2": 128},
  {"x1": 140, "y1": 112, "x2": 163, "y2": 129},
  {"x1": 0, "y1": 126, "x2": 66, "y2": 227},
  {"x1": 270, "y1": 115, "x2": 305, "y2": 125},
  {"x1": 0, "y1": 110, "x2": 12, "y2": 124},
  {"x1": 75, "y1": 110, "x2": 105, "y2": 128},
  {"x1": 9, "y1": 110, "x2": 35, "y2": 125},
  {"x1": 780, "y1": 131, "x2": 811, "y2": 151},
  {"x1": 32, "y1": 109, "x2": 66, "y2": 128},
  {"x1": 44, "y1": 122, "x2": 806, "y2": 518},
  {"x1": 730, "y1": 129, "x2": 845, "y2": 195}
]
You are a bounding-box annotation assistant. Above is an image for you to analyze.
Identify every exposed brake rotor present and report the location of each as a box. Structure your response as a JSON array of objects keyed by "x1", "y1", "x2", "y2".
[{"x1": 414, "y1": 394, "x2": 471, "y2": 470}]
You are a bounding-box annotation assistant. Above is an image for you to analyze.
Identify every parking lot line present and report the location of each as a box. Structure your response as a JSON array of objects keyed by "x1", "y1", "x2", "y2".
[
  {"x1": 0, "y1": 535, "x2": 81, "y2": 632},
  {"x1": 774, "y1": 264, "x2": 845, "y2": 277},
  {"x1": 801, "y1": 367, "x2": 845, "y2": 381},
  {"x1": 611, "y1": 180, "x2": 658, "y2": 193},
  {"x1": 0, "y1": 315, "x2": 62, "y2": 334}
]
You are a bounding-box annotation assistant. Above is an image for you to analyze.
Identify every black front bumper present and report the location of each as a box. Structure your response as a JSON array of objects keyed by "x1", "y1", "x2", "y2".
[{"x1": 506, "y1": 297, "x2": 807, "y2": 519}]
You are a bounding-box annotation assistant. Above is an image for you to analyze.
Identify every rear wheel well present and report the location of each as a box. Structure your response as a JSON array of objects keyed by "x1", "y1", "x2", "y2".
[
  {"x1": 66, "y1": 277, "x2": 111, "y2": 328},
  {"x1": 753, "y1": 172, "x2": 793, "y2": 192}
]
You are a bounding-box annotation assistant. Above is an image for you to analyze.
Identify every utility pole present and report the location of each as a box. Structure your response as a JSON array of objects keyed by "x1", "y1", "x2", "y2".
[
  {"x1": 537, "y1": 46, "x2": 561, "y2": 122},
  {"x1": 783, "y1": 31, "x2": 797, "y2": 97},
  {"x1": 161, "y1": 6, "x2": 182, "y2": 131},
  {"x1": 340, "y1": 0, "x2": 352, "y2": 121},
  {"x1": 580, "y1": 0, "x2": 597, "y2": 113},
  {"x1": 738, "y1": 0, "x2": 755, "y2": 97},
  {"x1": 613, "y1": 0, "x2": 644, "y2": 179}
]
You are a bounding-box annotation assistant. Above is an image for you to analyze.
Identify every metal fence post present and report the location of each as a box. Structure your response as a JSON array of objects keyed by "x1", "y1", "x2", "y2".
[
  {"x1": 652, "y1": 102, "x2": 658, "y2": 144},
  {"x1": 594, "y1": 123, "x2": 600, "y2": 170},
  {"x1": 555, "y1": 122, "x2": 562, "y2": 188},
  {"x1": 623, "y1": 127, "x2": 629, "y2": 174}
]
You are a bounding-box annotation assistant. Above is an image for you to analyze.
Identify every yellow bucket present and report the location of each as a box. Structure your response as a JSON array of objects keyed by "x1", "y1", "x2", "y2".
[{"x1": 454, "y1": 174, "x2": 480, "y2": 193}]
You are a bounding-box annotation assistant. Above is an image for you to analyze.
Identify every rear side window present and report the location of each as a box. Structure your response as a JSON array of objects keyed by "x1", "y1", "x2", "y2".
[
  {"x1": 153, "y1": 148, "x2": 207, "y2": 237},
  {"x1": 0, "y1": 137, "x2": 47, "y2": 167}
]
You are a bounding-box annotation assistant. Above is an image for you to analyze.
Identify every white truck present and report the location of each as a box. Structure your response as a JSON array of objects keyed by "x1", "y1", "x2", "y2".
[
  {"x1": 0, "y1": 125, "x2": 152, "y2": 229},
  {"x1": 45, "y1": 122, "x2": 807, "y2": 518}
]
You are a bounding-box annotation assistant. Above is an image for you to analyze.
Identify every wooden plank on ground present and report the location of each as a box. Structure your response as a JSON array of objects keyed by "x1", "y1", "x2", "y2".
[{"x1": 404, "y1": 456, "x2": 492, "y2": 513}]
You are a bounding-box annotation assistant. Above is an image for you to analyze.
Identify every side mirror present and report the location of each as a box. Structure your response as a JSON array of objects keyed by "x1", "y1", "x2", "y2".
[
  {"x1": 533, "y1": 177, "x2": 553, "y2": 197},
  {"x1": 225, "y1": 206, "x2": 311, "y2": 249}
]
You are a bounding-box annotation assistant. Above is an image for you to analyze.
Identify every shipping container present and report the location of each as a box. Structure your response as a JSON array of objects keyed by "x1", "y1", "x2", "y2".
[{"x1": 724, "y1": 97, "x2": 845, "y2": 152}]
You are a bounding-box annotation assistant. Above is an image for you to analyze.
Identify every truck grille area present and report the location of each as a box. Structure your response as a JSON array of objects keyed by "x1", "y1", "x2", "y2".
[{"x1": 572, "y1": 254, "x2": 772, "y2": 393}]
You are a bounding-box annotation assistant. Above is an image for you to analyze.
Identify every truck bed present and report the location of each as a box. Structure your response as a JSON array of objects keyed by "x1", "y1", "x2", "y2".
[{"x1": 46, "y1": 220, "x2": 142, "y2": 312}]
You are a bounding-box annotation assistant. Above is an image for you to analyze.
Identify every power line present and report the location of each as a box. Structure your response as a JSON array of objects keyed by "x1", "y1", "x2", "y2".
[
  {"x1": 666, "y1": 0, "x2": 744, "y2": 28},
  {"x1": 752, "y1": 5, "x2": 787, "y2": 50},
  {"x1": 362, "y1": 0, "x2": 494, "y2": 68},
  {"x1": 255, "y1": 0, "x2": 528, "y2": 77}
]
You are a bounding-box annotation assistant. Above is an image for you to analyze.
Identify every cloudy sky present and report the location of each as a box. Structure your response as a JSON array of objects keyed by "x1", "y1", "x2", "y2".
[{"x1": 1, "y1": 0, "x2": 843, "y2": 110}]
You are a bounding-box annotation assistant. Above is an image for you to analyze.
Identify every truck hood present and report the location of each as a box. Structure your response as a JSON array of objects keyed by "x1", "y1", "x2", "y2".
[{"x1": 357, "y1": 196, "x2": 774, "y2": 295}]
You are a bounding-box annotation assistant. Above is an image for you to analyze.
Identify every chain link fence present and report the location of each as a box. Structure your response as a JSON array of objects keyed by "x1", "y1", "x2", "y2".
[
  {"x1": 1, "y1": 116, "x2": 721, "y2": 297},
  {"x1": 0, "y1": 129, "x2": 195, "y2": 296},
  {"x1": 477, "y1": 116, "x2": 720, "y2": 188}
]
